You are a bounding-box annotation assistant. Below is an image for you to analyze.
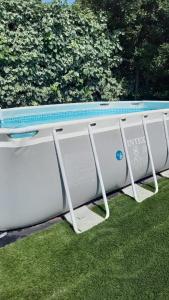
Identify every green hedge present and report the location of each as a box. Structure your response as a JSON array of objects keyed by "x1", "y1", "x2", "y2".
[{"x1": 0, "y1": 0, "x2": 123, "y2": 108}]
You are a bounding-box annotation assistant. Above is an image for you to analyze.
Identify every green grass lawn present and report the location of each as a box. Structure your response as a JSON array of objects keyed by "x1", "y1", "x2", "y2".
[{"x1": 1, "y1": 179, "x2": 169, "y2": 300}]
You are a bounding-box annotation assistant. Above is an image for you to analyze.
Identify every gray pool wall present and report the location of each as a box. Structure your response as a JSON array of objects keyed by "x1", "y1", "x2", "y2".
[{"x1": 0, "y1": 104, "x2": 169, "y2": 230}]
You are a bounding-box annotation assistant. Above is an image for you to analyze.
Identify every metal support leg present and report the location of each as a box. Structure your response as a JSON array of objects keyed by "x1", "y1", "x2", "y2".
[
  {"x1": 53, "y1": 126, "x2": 109, "y2": 234},
  {"x1": 53, "y1": 129, "x2": 81, "y2": 234},
  {"x1": 142, "y1": 116, "x2": 158, "y2": 194},
  {"x1": 163, "y1": 113, "x2": 169, "y2": 154},
  {"x1": 88, "y1": 123, "x2": 110, "y2": 220},
  {"x1": 160, "y1": 113, "x2": 169, "y2": 178},
  {"x1": 120, "y1": 116, "x2": 158, "y2": 202},
  {"x1": 120, "y1": 118, "x2": 138, "y2": 201}
]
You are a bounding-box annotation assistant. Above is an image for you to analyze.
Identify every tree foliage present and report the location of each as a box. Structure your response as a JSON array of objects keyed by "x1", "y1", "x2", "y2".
[
  {"x1": 0, "y1": 0, "x2": 123, "y2": 108},
  {"x1": 79, "y1": 0, "x2": 169, "y2": 99}
]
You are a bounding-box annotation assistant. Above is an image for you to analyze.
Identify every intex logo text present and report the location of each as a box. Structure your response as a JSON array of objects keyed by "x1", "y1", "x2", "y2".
[{"x1": 127, "y1": 136, "x2": 146, "y2": 147}]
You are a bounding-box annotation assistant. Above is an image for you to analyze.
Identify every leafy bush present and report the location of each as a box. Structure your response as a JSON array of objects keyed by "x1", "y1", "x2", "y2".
[{"x1": 0, "y1": 0, "x2": 123, "y2": 108}]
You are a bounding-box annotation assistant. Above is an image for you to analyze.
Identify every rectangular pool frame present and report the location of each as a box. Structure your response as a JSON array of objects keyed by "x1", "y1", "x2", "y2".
[{"x1": 0, "y1": 101, "x2": 169, "y2": 232}]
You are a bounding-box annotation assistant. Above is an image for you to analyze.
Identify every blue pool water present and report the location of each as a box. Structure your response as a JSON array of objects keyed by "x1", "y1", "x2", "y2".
[{"x1": 1, "y1": 101, "x2": 169, "y2": 130}]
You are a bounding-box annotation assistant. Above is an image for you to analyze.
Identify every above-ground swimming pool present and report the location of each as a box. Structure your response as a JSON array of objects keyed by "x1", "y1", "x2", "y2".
[{"x1": 1, "y1": 101, "x2": 169, "y2": 232}]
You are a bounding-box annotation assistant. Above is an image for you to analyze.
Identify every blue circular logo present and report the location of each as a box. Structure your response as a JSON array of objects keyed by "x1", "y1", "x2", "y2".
[{"x1": 116, "y1": 150, "x2": 123, "y2": 161}]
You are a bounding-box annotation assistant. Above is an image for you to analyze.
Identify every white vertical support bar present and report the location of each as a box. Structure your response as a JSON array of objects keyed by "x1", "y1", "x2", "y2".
[
  {"x1": 120, "y1": 118, "x2": 138, "y2": 201},
  {"x1": 142, "y1": 116, "x2": 158, "y2": 194},
  {"x1": 88, "y1": 123, "x2": 110, "y2": 220},
  {"x1": 163, "y1": 113, "x2": 169, "y2": 156},
  {"x1": 0, "y1": 108, "x2": 7, "y2": 239},
  {"x1": 53, "y1": 129, "x2": 81, "y2": 234}
]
